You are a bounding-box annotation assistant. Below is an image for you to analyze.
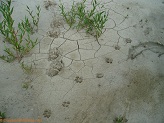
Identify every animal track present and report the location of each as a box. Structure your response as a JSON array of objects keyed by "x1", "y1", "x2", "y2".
[
  {"x1": 125, "y1": 38, "x2": 132, "y2": 43},
  {"x1": 105, "y1": 57, "x2": 113, "y2": 64},
  {"x1": 44, "y1": 0, "x2": 57, "y2": 10},
  {"x1": 96, "y1": 73, "x2": 104, "y2": 78},
  {"x1": 43, "y1": 109, "x2": 51, "y2": 118},
  {"x1": 47, "y1": 60, "x2": 64, "y2": 77},
  {"x1": 75, "y1": 76, "x2": 83, "y2": 83},
  {"x1": 62, "y1": 101, "x2": 70, "y2": 107},
  {"x1": 48, "y1": 47, "x2": 60, "y2": 61},
  {"x1": 115, "y1": 45, "x2": 121, "y2": 50},
  {"x1": 47, "y1": 47, "x2": 64, "y2": 77}
]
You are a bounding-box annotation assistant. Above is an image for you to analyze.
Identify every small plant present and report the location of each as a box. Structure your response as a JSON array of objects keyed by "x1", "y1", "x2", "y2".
[
  {"x1": 26, "y1": 5, "x2": 41, "y2": 32},
  {"x1": 22, "y1": 83, "x2": 29, "y2": 89},
  {"x1": 21, "y1": 61, "x2": 33, "y2": 74},
  {"x1": 113, "y1": 116, "x2": 128, "y2": 123},
  {"x1": 59, "y1": 1, "x2": 76, "y2": 27},
  {"x1": 0, "y1": 111, "x2": 5, "y2": 123},
  {"x1": 0, "y1": 0, "x2": 40, "y2": 62},
  {"x1": 59, "y1": 0, "x2": 108, "y2": 39}
]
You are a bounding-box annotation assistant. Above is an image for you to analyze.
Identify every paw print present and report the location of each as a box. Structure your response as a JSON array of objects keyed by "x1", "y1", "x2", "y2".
[
  {"x1": 62, "y1": 101, "x2": 70, "y2": 107},
  {"x1": 43, "y1": 109, "x2": 51, "y2": 118},
  {"x1": 75, "y1": 76, "x2": 83, "y2": 83}
]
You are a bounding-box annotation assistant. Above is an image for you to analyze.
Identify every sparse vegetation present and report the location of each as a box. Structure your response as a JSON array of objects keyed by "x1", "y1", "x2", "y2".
[
  {"x1": 26, "y1": 5, "x2": 41, "y2": 32},
  {"x1": 113, "y1": 116, "x2": 128, "y2": 123},
  {"x1": 20, "y1": 61, "x2": 33, "y2": 74},
  {"x1": 0, "y1": 0, "x2": 41, "y2": 62},
  {"x1": 22, "y1": 83, "x2": 29, "y2": 89},
  {"x1": 59, "y1": 0, "x2": 108, "y2": 39},
  {"x1": 0, "y1": 111, "x2": 5, "y2": 123}
]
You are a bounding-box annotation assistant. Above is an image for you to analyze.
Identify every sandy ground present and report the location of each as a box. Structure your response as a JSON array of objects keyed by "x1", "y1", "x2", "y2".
[{"x1": 0, "y1": 0, "x2": 164, "y2": 123}]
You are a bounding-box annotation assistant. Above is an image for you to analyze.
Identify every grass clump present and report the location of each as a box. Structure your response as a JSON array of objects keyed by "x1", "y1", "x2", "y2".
[
  {"x1": 113, "y1": 116, "x2": 128, "y2": 123},
  {"x1": 0, "y1": 0, "x2": 41, "y2": 62},
  {"x1": 59, "y1": 0, "x2": 108, "y2": 39}
]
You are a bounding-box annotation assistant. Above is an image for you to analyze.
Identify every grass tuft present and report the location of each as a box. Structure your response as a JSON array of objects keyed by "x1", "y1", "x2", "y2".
[
  {"x1": 113, "y1": 116, "x2": 128, "y2": 123},
  {"x1": 0, "y1": 0, "x2": 41, "y2": 62},
  {"x1": 59, "y1": 0, "x2": 108, "y2": 39}
]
